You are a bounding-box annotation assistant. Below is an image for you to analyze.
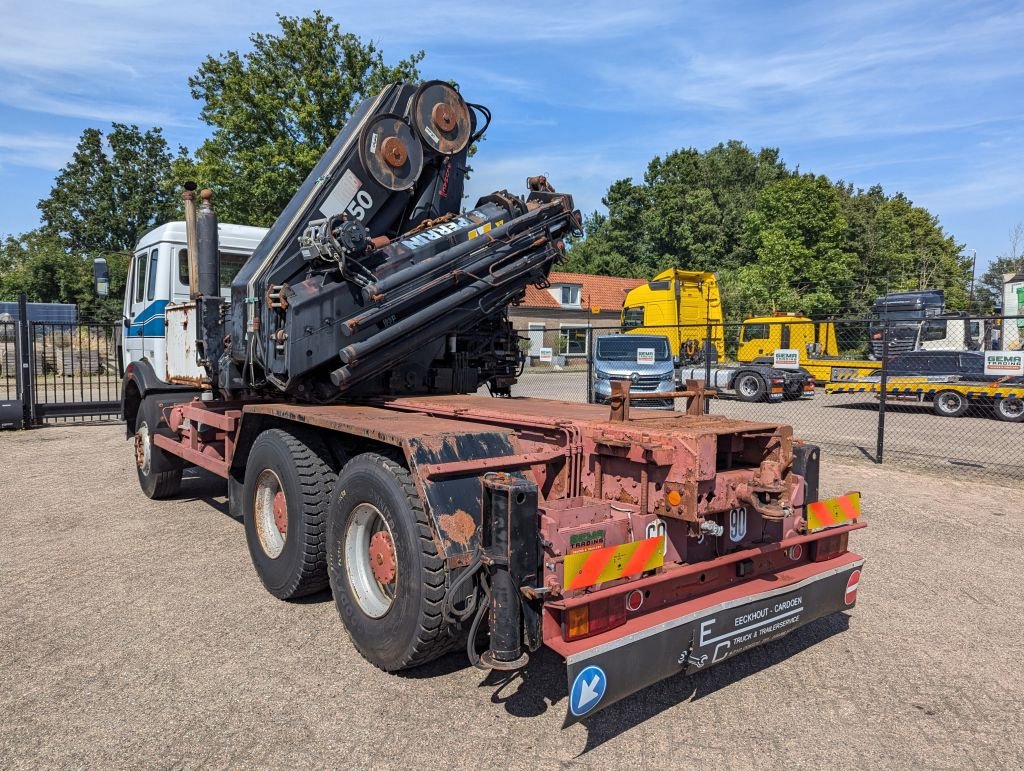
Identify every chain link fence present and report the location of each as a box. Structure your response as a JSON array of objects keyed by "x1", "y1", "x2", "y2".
[{"x1": 500, "y1": 314, "x2": 1024, "y2": 481}]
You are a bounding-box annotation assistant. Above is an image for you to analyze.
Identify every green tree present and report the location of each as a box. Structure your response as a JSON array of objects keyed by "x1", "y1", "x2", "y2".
[
  {"x1": 0, "y1": 230, "x2": 91, "y2": 305},
  {"x1": 737, "y1": 174, "x2": 855, "y2": 317},
  {"x1": 184, "y1": 11, "x2": 424, "y2": 225},
  {"x1": 570, "y1": 141, "x2": 969, "y2": 320},
  {"x1": 565, "y1": 141, "x2": 788, "y2": 279},
  {"x1": 975, "y1": 223, "x2": 1024, "y2": 313},
  {"x1": 38, "y1": 124, "x2": 177, "y2": 254},
  {"x1": 0, "y1": 231, "x2": 130, "y2": 322}
]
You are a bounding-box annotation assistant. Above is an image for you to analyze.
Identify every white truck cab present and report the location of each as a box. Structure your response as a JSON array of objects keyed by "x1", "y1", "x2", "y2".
[{"x1": 124, "y1": 222, "x2": 267, "y2": 381}]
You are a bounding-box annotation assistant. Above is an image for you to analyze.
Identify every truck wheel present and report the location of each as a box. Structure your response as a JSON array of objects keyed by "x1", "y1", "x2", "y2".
[
  {"x1": 134, "y1": 397, "x2": 184, "y2": 500},
  {"x1": 242, "y1": 428, "x2": 337, "y2": 600},
  {"x1": 993, "y1": 396, "x2": 1024, "y2": 422},
  {"x1": 736, "y1": 372, "x2": 766, "y2": 402},
  {"x1": 933, "y1": 390, "x2": 968, "y2": 418},
  {"x1": 327, "y1": 452, "x2": 450, "y2": 671}
]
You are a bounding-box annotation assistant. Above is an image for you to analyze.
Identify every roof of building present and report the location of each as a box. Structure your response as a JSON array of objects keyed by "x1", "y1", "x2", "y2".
[{"x1": 519, "y1": 271, "x2": 645, "y2": 312}]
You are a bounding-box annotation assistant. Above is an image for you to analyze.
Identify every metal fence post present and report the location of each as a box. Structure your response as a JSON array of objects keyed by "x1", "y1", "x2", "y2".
[
  {"x1": 16, "y1": 292, "x2": 34, "y2": 427},
  {"x1": 586, "y1": 327, "x2": 594, "y2": 403},
  {"x1": 703, "y1": 320, "x2": 712, "y2": 414},
  {"x1": 876, "y1": 320, "x2": 888, "y2": 464}
]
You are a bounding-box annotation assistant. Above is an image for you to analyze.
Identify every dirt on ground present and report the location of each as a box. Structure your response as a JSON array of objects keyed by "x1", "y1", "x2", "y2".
[{"x1": 1, "y1": 424, "x2": 1022, "y2": 768}]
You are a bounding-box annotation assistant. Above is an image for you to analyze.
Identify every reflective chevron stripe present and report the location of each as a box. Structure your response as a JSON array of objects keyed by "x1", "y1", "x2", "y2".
[
  {"x1": 563, "y1": 536, "x2": 665, "y2": 590},
  {"x1": 806, "y1": 492, "x2": 861, "y2": 532}
]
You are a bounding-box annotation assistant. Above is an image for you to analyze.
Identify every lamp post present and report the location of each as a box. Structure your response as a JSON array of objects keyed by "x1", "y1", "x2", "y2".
[{"x1": 965, "y1": 247, "x2": 977, "y2": 311}]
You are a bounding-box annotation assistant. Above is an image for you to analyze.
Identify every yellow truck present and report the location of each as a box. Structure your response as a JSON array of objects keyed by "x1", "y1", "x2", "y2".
[
  {"x1": 621, "y1": 272, "x2": 813, "y2": 401},
  {"x1": 621, "y1": 269, "x2": 726, "y2": 361},
  {"x1": 736, "y1": 313, "x2": 881, "y2": 383},
  {"x1": 621, "y1": 273, "x2": 877, "y2": 384}
]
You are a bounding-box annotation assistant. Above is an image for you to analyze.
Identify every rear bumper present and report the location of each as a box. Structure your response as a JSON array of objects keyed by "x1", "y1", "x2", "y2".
[{"x1": 559, "y1": 551, "x2": 863, "y2": 725}]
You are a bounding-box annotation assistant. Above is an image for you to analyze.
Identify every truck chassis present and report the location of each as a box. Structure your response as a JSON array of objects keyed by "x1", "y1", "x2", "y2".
[{"x1": 130, "y1": 381, "x2": 864, "y2": 724}]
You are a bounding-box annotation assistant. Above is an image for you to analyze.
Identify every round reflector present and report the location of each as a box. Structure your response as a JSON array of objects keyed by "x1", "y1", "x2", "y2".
[{"x1": 626, "y1": 590, "x2": 644, "y2": 612}]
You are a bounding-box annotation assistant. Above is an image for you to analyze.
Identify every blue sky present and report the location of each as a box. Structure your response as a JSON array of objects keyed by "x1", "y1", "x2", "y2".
[{"x1": 1, "y1": 0, "x2": 1022, "y2": 273}]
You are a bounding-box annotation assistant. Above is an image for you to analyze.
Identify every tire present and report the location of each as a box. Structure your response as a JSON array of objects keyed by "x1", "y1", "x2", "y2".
[
  {"x1": 735, "y1": 372, "x2": 766, "y2": 402},
  {"x1": 242, "y1": 428, "x2": 337, "y2": 600},
  {"x1": 134, "y1": 396, "x2": 184, "y2": 499},
  {"x1": 993, "y1": 396, "x2": 1024, "y2": 423},
  {"x1": 327, "y1": 452, "x2": 450, "y2": 671},
  {"x1": 933, "y1": 390, "x2": 969, "y2": 418}
]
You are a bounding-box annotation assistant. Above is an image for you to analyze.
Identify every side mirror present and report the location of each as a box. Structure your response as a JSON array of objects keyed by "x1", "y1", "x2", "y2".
[{"x1": 93, "y1": 258, "x2": 110, "y2": 298}]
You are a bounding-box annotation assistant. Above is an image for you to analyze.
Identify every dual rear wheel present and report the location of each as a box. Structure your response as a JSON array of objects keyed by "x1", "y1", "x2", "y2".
[{"x1": 241, "y1": 432, "x2": 450, "y2": 670}]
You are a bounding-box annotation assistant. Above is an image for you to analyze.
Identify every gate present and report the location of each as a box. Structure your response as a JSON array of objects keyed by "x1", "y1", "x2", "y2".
[
  {"x1": 28, "y1": 321, "x2": 122, "y2": 422},
  {"x1": 1, "y1": 294, "x2": 122, "y2": 426}
]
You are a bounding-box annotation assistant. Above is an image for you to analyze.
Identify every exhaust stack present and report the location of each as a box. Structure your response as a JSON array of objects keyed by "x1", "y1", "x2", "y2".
[
  {"x1": 182, "y1": 182, "x2": 200, "y2": 300},
  {"x1": 194, "y1": 189, "x2": 223, "y2": 386}
]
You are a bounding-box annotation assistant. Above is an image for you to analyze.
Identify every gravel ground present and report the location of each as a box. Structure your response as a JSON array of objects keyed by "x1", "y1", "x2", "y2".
[{"x1": 2, "y1": 423, "x2": 1022, "y2": 768}]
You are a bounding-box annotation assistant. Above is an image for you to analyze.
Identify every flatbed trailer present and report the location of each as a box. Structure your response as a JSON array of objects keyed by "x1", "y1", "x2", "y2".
[
  {"x1": 799, "y1": 358, "x2": 880, "y2": 384},
  {"x1": 130, "y1": 374, "x2": 865, "y2": 724},
  {"x1": 825, "y1": 376, "x2": 1024, "y2": 421}
]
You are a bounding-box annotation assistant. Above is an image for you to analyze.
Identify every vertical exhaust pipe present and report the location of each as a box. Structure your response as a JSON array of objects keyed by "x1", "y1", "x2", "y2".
[
  {"x1": 194, "y1": 189, "x2": 223, "y2": 385},
  {"x1": 196, "y1": 189, "x2": 220, "y2": 298},
  {"x1": 182, "y1": 181, "x2": 199, "y2": 300}
]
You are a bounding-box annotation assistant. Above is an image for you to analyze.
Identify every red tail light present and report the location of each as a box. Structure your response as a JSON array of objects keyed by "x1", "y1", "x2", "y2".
[{"x1": 563, "y1": 596, "x2": 627, "y2": 641}]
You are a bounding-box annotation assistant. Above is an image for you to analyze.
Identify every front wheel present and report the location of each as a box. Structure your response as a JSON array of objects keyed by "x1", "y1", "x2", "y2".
[
  {"x1": 735, "y1": 372, "x2": 766, "y2": 402},
  {"x1": 134, "y1": 396, "x2": 184, "y2": 499},
  {"x1": 327, "y1": 453, "x2": 450, "y2": 671},
  {"x1": 933, "y1": 390, "x2": 969, "y2": 418},
  {"x1": 993, "y1": 396, "x2": 1024, "y2": 422}
]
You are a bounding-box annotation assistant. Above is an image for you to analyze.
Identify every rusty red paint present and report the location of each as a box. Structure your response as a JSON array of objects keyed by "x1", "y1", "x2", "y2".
[
  {"x1": 438, "y1": 510, "x2": 476, "y2": 547},
  {"x1": 369, "y1": 530, "x2": 397, "y2": 584},
  {"x1": 273, "y1": 491, "x2": 287, "y2": 535}
]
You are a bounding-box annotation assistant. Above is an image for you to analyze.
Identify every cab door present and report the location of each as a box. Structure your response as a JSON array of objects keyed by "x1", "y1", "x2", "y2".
[{"x1": 123, "y1": 249, "x2": 149, "y2": 367}]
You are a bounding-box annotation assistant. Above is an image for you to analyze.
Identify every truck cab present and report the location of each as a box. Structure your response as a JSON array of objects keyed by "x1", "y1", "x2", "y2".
[
  {"x1": 621, "y1": 269, "x2": 725, "y2": 362},
  {"x1": 737, "y1": 314, "x2": 839, "y2": 361},
  {"x1": 122, "y1": 222, "x2": 267, "y2": 381},
  {"x1": 867, "y1": 289, "x2": 979, "y2": 357}
]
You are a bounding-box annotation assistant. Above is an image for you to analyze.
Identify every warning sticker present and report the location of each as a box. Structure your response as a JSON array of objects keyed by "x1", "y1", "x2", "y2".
[{"x1": 319, "y1": 169, "x2": 362, "y2": 217}]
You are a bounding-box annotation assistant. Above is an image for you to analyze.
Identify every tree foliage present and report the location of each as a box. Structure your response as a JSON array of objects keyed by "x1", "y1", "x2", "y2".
[
  {"x1": 38, "y1": 124, "x2": 177, "y2": 254},
  {"x1": 975, "y1": 224, "x2": 1024, "y2": 313},
  {"x1": 4, "y1": 123, "x2": 175, "y2": 319},
  {"x1": 567, "y1": 141, "x2": 969, "y2": 319},
  {"x1": 182, "y1": 11, "x2": 423, "y2": 226}
]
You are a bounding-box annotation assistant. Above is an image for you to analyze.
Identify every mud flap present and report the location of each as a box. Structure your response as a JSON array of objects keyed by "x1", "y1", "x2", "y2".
[{"x1": 563, "y1": 558, "x2": 863, "y2": 726}]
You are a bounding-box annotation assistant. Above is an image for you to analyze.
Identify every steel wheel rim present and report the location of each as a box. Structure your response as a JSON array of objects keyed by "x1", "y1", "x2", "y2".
[
  {"x1": 254, "y1": 469, "x2": 287, "y2": 558},
  {"x1": 1001, "y1": 398, "x2": 1024, "y2": 418},
  {"x1": 939, "y1": 393, "x2": 962, "y2": 413},
  {"x1": 344, "y1": 503, "x2": 398, "y2": 618},
  {"x1": 135, "y1": 422, "x2": 151, "y2": 476},
  {"x1": 739, "y1": 376, "x2": 757, "y2": 397}
]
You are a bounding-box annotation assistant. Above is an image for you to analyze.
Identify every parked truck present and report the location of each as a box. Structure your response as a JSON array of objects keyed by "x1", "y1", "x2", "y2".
[
  {"x1": 737, "y1": 313, "x2": 880, "y2": 383},
  {"x1": 119, "y1": 80, "x2": 864, "y2": 724},
  {"x1": 621, "y1": 270, "x2": 814, "y2": 401},
  {"x1": 868, "y1": 290, "x2": 980, "y2": 358}
]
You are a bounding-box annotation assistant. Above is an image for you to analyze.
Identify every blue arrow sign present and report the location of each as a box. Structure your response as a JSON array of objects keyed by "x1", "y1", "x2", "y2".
[{"x1": 570, "y1": 665, "x2": 607, "y2": 717}]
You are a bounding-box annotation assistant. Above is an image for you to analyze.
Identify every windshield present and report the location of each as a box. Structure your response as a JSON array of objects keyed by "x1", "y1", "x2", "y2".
[
  {"x1": 870, "y1": 311, "x2": 925, "y2": 322},
  {"x1": 621, "y1": 307, "x2": 644, "y2": 329},
  {"x1": 596, "y1": 337, "x2": 670, "y2": 361}
]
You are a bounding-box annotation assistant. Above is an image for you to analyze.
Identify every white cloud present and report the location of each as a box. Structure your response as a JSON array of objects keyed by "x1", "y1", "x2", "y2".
[{"x1": 0, "y1": 132, "x2": 76, "y2": 170}]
